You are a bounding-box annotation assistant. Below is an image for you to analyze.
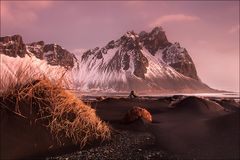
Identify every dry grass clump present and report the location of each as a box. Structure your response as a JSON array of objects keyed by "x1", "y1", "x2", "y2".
[
  {"x1": 0, "y1": 57, "x2": 70, "y2": 93},
  {"x1": 1, "y1": 77, "x2": 111, "y2": 148}
]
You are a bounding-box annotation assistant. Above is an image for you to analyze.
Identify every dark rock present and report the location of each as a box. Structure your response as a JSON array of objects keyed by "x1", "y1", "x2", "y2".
[
  {"x1": 133, "y1": 53, "x2": 148, "y2": 79},
  {"x1": 82, "y1": 50, "x2": 94, "y2": 62},
  {"x1": 123, "y1": 106, "x2": 152, "y2": 123},
  {"x1": 139, "y1": 27, "x2": 199, "y2": 80},
  {"x1": 96, "y1": 51, "x2": 103, "y2": 59},
  {"x1": 162, "y1": 43, "x2": 199, "y2": 80},
  {"x1": 27, "y1": 41, "x2": 45, "y2": 59},
  {"x1": 139, "y1": 26, "x2": 171, "y2": 55},
  {"x1": 0, "y1": 35, "x2": 78, "y2": 69},
  {"x1": 106, "y1": 40, "x2": 115, "y2": 49},
  {"x1": 81, "y1": 31, "x2": 149, "y2": 79},
  {"x1": 80, "y1": 26, "x2": 200, "y2": 80},
  {"x1": 106, "y1": 51, "x2": 122, "y2": 72},
  {"x1": 42, "y1": 44, "x2": 78, "y2": 69},
  {"x1": 0, "y1": 35, "x2": 27, "y2": 58},
  {"x1": 122, "y1": 53, "x2": 130, "y2": 70}
]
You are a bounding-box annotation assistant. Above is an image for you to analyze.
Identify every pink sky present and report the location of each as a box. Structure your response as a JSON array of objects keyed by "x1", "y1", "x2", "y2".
[{"x1": 1, "y1": 1, "x2": 239, "y2": 92}]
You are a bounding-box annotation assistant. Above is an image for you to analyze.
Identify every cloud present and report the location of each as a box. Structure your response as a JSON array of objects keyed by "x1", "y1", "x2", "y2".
[
  {"x1": 228, "y1": 24, "x2": 240, "y2": 34},
  {"x1": 149, "y1": 14, "x2": 199, "y2": 27},
  {"x1": 1, "y1": 1, "x2": 53, "y2": 28}
]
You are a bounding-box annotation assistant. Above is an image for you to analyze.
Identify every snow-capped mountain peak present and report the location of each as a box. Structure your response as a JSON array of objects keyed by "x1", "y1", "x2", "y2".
[
  {"x1": 0, "y1": 35, "x2": 78, "y2": 69},
  {"x1": 0, "y1": 28, "x2": 214, "y2": 94},
  {"x1": 74, "y1": 27, "x2": 212, "y2": 93}
]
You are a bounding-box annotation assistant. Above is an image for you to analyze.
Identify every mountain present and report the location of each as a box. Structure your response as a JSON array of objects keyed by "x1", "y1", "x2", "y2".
[
  {"x1": 76, "y1": 27, "x2": 213, "y2": 93},
  {"x1": 0, "y1": 35, "x2": 78, "y2": 69},
  {"x1": 139, "y1": 27, "x2": 199, "y2": 80},
  {"x1": 0, "y1": 28, "x2": 215, "y2": 94}
]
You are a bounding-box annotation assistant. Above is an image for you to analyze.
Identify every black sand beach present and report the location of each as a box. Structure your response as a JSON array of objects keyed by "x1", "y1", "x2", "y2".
[{"x1": 47, "y1": 96, "x2": 240, "y2": 160}]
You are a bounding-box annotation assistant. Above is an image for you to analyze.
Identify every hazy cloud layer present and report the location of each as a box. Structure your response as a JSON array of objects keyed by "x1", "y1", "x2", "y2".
[
  {"x1": 1, "y1": 1, "x2": 52, "y2": 28},
  {"x1": 149, "y1": 14, "x2": 199, "y2": 27}
]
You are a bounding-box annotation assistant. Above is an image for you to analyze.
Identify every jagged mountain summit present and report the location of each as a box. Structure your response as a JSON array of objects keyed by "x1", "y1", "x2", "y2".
[
  {"x1": 77, "y1": 27, "x2": 212, "y2": 93},
  {"x1": 139, "y1": 27, "x2": 199, "y2": 80},
  {"x1": 0, "y1": 35, "x2": 78, "y2": 69},
  {"x1": 0, "y1": 28, "x2": 215, "y2": 94}
]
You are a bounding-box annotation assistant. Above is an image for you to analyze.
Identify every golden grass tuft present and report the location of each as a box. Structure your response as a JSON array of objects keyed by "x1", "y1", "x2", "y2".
[{"x1": 1, "y1": 77, "x2": 111, "y2": 148}]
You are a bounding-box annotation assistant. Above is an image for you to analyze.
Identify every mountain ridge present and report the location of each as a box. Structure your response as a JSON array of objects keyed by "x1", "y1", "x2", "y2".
[
  {"x1": 75, "y1": 27, "x2": 213, "y2": 93},
  {"x1": 0, "y1": 27, "x2": 216, "y2": 93},
  {"x1": 81, "y1": 27, "x2": 199, "y2": 81},
  {"x1": 0, "y1": 35, "x2": 78, "y2": 69}
]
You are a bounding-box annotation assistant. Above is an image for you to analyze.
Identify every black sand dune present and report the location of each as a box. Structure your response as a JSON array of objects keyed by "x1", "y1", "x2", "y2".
[
  {"x1": 214, "y1": 99, "x2": 240, "y2": 112},
  {"x1": 172, "y1": 96, "x2": 226, "y2": 113},
  {"x1": 0, "y1": 107, "x2": 55, "y2": 159},
  {"x1": 0, "y1": 79, "x2": 110, "y2": 159},
  {"x1": 88, "y1": 96, "x2": 240, "y2": 159},
  {"x1": 92, "y1": 98, "x2": 170, "y2": 123},
  {"x1": 1, "y1": 95, "x2": 239, "y2": 159}
]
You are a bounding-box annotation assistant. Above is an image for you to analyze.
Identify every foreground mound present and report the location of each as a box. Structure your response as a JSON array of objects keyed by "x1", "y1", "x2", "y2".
[
  {"x1": 214, "y1": 99, "x2": 240, "y2": 112},
  {"x1": 123, "y1": 106, "x2": 152, "y2": 123},
  {"x1": 0, "y1": 79, "x2": 110, "y2": 159},
  {"x1": 172, "y1": 96, "x2": 226, "y2": 116}
]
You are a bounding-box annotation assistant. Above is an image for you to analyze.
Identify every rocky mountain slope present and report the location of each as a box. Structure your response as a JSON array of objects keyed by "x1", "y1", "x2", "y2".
[
  {"x1": 0, "y1": 27, "x2": 215, "y2": 94},
  {"x1": 75, "y1": 27, "x2": 213, "y2": 93},
  {"x1": 0, "y1": 35, "x2": 78, "y2": 69},
  {"x1": 139, "y1": 27, "x2": 199, "y2": 80}
]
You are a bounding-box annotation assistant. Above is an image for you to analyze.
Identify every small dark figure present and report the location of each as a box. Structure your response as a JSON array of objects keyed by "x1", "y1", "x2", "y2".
[{"x1": 129, "y1": 90, "x2": 137, "y2": 99}]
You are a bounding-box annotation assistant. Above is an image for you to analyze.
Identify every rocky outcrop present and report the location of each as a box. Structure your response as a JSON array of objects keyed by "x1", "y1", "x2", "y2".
[
  {"x1": 162, "y1": 42, "x2": 199, "y2": 80},
  {"x1": 118, "y1": 32, "x2": 149, "y2": 79},
  {"x1": 27, "y1": 42, "x2": 78, "y2": 69},
  {"x1": 27, "y1": 41, "x2": 45, "y2": 59},
  {"x1": 81, "y1": 27, "x2": 200, "y2": 80},
  {"x1": 0, "y1": 35, "x2": 28, "y2": 58},
  {"x1": 81, "y1": 31, "x2": 149, "y2": 79},
  {"x1": 0, "y1": 35, "x2": 78, "y2": 69},
  {"x1": 139, "y1": 27, "x2": 171, "y2": 55},
  {"x1": 123, "y1": 106, "x2": 152, "y2": 123},
  {"x1": 139, "y1": 27, "x2": 199, "y2": 80}
]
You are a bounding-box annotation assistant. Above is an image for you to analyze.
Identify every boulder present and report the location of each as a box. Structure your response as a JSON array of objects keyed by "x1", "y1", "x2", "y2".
[{"x1": 123, "y1": 106, "x2": 152, "y2": 123}]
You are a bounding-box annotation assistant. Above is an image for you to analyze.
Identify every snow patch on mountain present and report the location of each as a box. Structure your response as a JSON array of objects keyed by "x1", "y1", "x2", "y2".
[
  {"x1": 162, "y1": 42, "x2": 187, "y2": 65},
  {"x1": 1, "y1": 27, "x2": 215, "y2": 94},
  {"x1": 72, "y1": 27, "x2": 214, "y2": 93},
  {"x1": 141, "y1": 47, "x2": 183, "y2": 79},
  {"x1": 0, "y1": 54, "x2": 67, "y2": 93}
]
